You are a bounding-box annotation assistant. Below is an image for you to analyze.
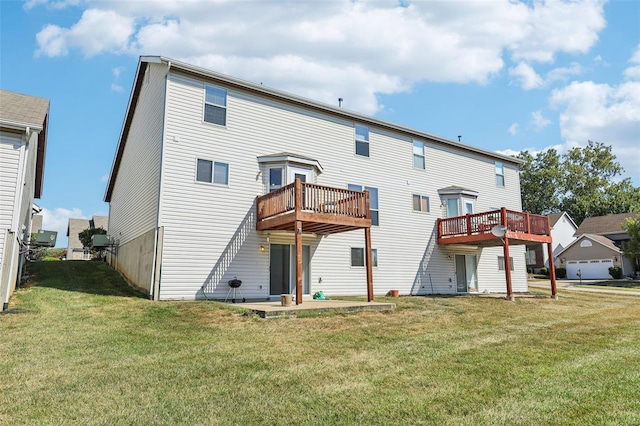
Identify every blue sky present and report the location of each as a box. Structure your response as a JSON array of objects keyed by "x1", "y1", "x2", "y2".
[{"x1": 1, "y1": 0, "x2": 639, "y2": 248}]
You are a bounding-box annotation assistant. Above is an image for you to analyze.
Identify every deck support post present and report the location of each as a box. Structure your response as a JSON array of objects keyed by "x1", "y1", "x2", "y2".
[
  {"x1": 365, "y1": 227, "x2": 373, "y2": 302},
  {"x1": 501, "y1": 207, "x2": 514, "y2": 301},
  {"x1": 547, "y1": 242, "x2": 557, "y2": 299},
  {"x1": 294, "y1": 178, "x2": 303, "y2": 305}
]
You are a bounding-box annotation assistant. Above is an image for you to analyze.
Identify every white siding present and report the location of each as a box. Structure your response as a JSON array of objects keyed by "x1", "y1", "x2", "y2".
[
  {"x1": 108, "y1": 63, "x2": 166, "y2": 244},
  {"x1": 0, "y1": 131, "x2": 24, "y2": 283},
  {"x1": 546, "y1": 214, "x2": 577, "y2": 266},
  {"x1": 17, "y1": 131, "x2": 39, "y2": 240},
  {"x1": 154, "y1": 71, "x2": 526, "y2": 300}
]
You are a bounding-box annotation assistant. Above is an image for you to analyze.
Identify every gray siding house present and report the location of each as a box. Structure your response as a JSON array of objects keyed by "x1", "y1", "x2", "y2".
[
  {"x1": 0, "y1": 90, "x2": 49, "y2": 310},
  {"x1": 105, "y1": 56, "x2": 554, "y2": 302},
  {"x1": 66, "y1": 215, "x2": 109, "y2": 260}
]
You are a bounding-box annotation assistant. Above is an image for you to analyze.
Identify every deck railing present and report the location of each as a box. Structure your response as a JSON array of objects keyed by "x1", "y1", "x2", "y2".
[
  {"x1": 257, "y1": 180, "x2": 369, "y2": 221},
  {"x1": 438, "y1": 208, "x2": 550, "y2": 239}
]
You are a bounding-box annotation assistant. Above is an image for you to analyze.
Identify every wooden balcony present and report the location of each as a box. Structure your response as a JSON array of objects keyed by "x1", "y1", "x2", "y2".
[
  {"x1": 256, "y1": 180, "x2": 371, "y2": 235},
  {"x1": 437, "y1": 208, "x2": 552, "y2": 247}
]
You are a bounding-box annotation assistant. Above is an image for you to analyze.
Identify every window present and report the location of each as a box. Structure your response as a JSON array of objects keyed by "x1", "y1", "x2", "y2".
[
  {"x1": 412, "y1": 194, "x2": 429, "y2": 212},
  {"x1": 465, "y1": 201, "x2": 474, "y2": 214},
  {"x1": 355, "y1": 124, "x2": 369, "y2": 157},
  {"x1": 525, "y1": 250, "x2": 537, "y2": 265},
  {"x1": 196, "y1": 158, "x2": 229, "y2": 185},
  {"x1": 349, "y1": 184, "x2": 379, "y2": 225},
  {"x1": 269, "y1": 168, "x2": 283, "y2": 192},
  {"x1": 413, "y1": 140, "x2": 425, "y2": 169},
  {"x1": 213, "y1": 162, "x2": 229, "y2": 185},
  {"x1": 351, "y1": 248, "x2": 378, "y2": 267},
  {"x1": 204, "y1": 84, "x2": 227, "y2": 126},
  {"x1": 446, "y1": 198, "x2": 459, "y2": 217},
  {"x1": 495, "y1": 162, "x2": 505, "y2": 187},
  {"x1": 498, "y1": 256, "x2": 515, "y2": 271}
]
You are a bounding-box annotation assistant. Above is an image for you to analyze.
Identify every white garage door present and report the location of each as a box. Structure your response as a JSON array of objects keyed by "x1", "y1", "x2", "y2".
[{"x1": 566, "y1": 259, "x2": 614, "y2": 280}]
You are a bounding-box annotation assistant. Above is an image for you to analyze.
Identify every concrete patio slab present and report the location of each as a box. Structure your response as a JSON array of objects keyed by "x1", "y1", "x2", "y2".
[{"x1": 234, "y1": 299, "x2": 396, "y2": 318}]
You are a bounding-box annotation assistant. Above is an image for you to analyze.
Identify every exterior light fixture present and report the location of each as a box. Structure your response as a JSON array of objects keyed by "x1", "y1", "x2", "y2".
[
  {"x1": 260, "y1": 245, "x2": 266, "y2": 252},
  {"x1": 613, "y1": 255, "x2": 618, "y2": 262}
]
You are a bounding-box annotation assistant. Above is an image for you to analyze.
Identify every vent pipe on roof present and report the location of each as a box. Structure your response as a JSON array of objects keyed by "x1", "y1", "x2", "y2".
[
  {"x1": 338, "y1": 98, "x2": 343, "y2": 107},
  {"x1": 458, "y1": 135, "x2": 462, "y2": 142}
]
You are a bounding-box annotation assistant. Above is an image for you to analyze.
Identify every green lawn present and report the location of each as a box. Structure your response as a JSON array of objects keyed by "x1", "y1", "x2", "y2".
[
  {"x1": 579, "y1": 280, "x2": 640, "y2": 290},
  {"x1": 2, "y1": 261, "x2": 639, "y2": 425}
]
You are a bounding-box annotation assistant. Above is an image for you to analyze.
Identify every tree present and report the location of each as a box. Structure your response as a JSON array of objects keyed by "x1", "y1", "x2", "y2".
[
  {"x1": 518, "y1": 141, "x2": 640, "y2": 225},
  {"x1": 621, "y1": 215, "x2": 640, "y2": 274},
  {"x1": 516, "y1": 149, "x2": 562, "y2": 214},
  {"x1": 78, "y1": 227, "x2": 107, "y2": 249}
]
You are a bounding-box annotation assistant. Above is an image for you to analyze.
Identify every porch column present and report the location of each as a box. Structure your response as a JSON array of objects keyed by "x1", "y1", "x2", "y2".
[
  {"x1": 365, "y1": 227, "x2": 374, "y2": 302},
  {"x1": 294, "y1": 178, "x2": 303, "y2": 305},
  {"x1": 547, "y1": 242, "x2": 558, "y2": 299},
  {"x1": 501, "y1": 207, "x2": 514, "y2": 301},
  {"x1": 503, "y1": 237, "x2": 514, "y2": 301},
  {"x1": 295, "y1": 221, "x2": 303, "y2": 305}
]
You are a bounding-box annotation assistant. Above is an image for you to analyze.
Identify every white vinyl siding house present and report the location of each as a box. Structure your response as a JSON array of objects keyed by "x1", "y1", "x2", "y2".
[
  {"x1": 0, "y1": 90, "x2": 49, "y2": 311},
  {"x1": 105, "y1": 56, "x2": 528, "y2": 301}
]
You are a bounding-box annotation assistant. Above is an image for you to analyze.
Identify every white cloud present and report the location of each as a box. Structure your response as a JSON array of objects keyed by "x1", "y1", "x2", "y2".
[
  {"x1": 508, "y1": 123, "x2": 519, "y2": 135},
  {"x1": 550, "y1": 79, "x2": 640, "y2": 178},
  {"x1": 36, "y1": 9, "x2": 134, "y2": 58},
  {"x1": 509, "y1": 62, "x2": 544, "y2": 89},
  {"x1": 32, "y1": 0, "x2": 607, "y2": 114},
  {"x1": 100, "y1": 174, "x2": 109, "y2": 183},
  {"x1": 41, "y1": 207, "x2": 86, "y2": 240},
  {"x1": 510, "y1": 61, "x2": 582, "y2": 90},
  {"x1": 24, "y1": 0, "x2": 80, "y2": 10},
  {"x1": 531, "y1": 110, "x2": 552, "y2": 130},
  {"x1": 110, "y1": 84, "x2": 123, "y2": 93},
  {"x1": 495, "y1": 148, "x2": 520, "y2": 157},
  {"x1": 624, "y1": 44, "x2": 640, "y2": 80},
  {"x1": 112, "y1": 66, "x2": 124, "y2": 78}
]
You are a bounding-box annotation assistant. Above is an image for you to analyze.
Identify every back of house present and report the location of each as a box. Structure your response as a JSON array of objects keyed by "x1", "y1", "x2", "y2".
[{"x1": 104, "y1": 56, "x2": 538, "y2": 301}]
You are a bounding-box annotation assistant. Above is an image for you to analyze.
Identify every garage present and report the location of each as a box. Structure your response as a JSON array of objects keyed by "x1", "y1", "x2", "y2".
[{"x1": 566, "y1": 259, "x2": 614, "y2": 280}]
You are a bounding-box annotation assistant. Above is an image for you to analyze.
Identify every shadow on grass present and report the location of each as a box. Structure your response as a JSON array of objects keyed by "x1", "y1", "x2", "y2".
[
  {"x1": 25, "y1": 261, "x2": 148, "y2": 299},
  {"x1": 584, "y1": 280, "x2": 640, "y2": 289}
]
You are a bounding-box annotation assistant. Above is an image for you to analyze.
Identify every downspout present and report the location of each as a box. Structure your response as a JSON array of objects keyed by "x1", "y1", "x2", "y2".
[{"x1": 149, "y1": 60, "x2": 171, "y2": 301}]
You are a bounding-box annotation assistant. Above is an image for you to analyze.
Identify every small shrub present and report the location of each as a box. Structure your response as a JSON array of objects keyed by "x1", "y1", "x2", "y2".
[
  {"x1": 608, "y1": 266, "x2": 623, "y2": 279},
  {"x1": 555, "y1": 267, "x2": 567, "y2": 279},
  {"x1": 540, "y1": 267, "x2": 549, "y2": 276}
]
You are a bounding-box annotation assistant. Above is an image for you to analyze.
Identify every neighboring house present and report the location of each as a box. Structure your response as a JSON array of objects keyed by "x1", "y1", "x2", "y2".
[
  {"x1": 557, "y1": 212, "x2": 638, "y2": 279},
  {"x1": 31, "y1": 213, "x2": 43, "y2": 234},
  {"x1": 525, "y1": 212, "x2": 578, "y2": 271},
  {"x1": 66, "y1": 216, "x2": 109, "y2": 260},
  {"x1": 104, "y1": 56, "x2": 554, "y2": 302},
  {"x1": 0, "y1": 89, "x2": 49, "y2": 311}
]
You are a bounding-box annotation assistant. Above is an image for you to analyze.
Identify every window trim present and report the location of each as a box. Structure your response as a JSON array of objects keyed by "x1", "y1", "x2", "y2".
[
  {"x1": 195, "y1": 157, "x2": 230, "y2": 187},
  {"x1": 354, "y1": 124, "x2": 370, "y2": 157},
  {"x1": 412, "y1": 194, "x2": 430, "y2": 213},
  {"x1": 203, "y1": 84, "x2": 227, "y2": 127},
  {"x1": 350, "y1": 247, "x2": 378, "y2": 268},
  {"x1": 413, "y1": 140, "x2": 425, "y2": 170}
]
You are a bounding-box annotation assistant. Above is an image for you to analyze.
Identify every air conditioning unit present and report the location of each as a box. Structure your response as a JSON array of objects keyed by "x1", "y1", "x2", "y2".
[
  {"x1": 34, "y1": 230, "x2": 57, "y2": 247},
  {"x1": 91, "y1": 234, "x2": 112, "y2": 248}
]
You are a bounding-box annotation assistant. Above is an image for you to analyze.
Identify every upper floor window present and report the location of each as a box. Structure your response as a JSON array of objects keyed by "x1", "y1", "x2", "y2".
[
  {"x1": 412, "y1": 194, "x2": 429, "y2": 212},
  {"x1": 355, "y1": 124, "x2": 369, "y2": 157},
  {"x1": 196, "y1": 158, "x2": 229, "y2": 185},
  {"x1": 269, "y1": 168, "x2": 283, "y2": 192},
  {"x1": 204, "y1": 84, "x2": 227, "y2": 126},
  {"x1": 413, "y1": 140, "x2": 425, "y2": 169},
  {"x1": 349, "y1": 184, "x2": 378, "y2": 225},
  {"x1": 495, "y1": 162, "x2": 505, "y2": 187}
]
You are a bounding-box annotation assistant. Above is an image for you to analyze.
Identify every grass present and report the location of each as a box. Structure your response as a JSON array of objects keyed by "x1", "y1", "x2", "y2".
[{"x1": 2, "y1": 261, "x2": 639, "y2": 425}]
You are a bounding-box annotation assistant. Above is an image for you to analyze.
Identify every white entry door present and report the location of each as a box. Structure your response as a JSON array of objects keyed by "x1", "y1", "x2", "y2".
[{"x1": 288, "y1": 166, "x2": 312, "y2": 184}]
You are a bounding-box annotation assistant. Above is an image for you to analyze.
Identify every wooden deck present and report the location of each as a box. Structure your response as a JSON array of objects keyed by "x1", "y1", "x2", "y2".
[
  {"x1": 437, "y1": 208, "x2": 552, "y2": 246},
  {"x1": 256, "y1": 180, "x2": 371, "y2": 235},
  {"x1": 256, "y1": 179, "x2": 374, "y2": 304}
]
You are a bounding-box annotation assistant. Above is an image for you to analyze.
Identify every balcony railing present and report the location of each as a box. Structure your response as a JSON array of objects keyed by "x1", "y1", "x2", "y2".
[
  {"x1": 438, "y1": 208, "x2": 550, "y2": 239},
  {"x1": 257, "y1": 181, "x2": 369, "y2": 222}
]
